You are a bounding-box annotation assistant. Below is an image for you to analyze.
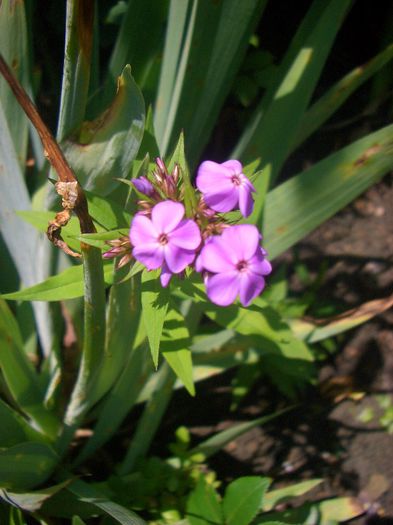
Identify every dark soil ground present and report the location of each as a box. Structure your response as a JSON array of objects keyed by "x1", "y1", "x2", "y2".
[{"x1": 160, "y1": 173, "x2": 393, "y2": 524}]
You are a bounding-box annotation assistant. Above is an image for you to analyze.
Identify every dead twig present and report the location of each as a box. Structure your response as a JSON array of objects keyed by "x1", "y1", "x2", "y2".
[{"x1": 0, "y1": 53, "x2": 95, "y2": 256}]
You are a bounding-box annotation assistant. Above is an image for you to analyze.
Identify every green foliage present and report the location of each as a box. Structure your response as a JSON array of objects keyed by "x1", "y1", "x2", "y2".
[{"x1": 0, "y1": 0, "x2": 391, "y2": 523}]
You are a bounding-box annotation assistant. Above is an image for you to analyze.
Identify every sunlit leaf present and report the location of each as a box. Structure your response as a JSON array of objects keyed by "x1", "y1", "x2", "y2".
[
  {"x1": 186, "y1": 477, "x2": 223, "y2": 525},
  {"x1": 141, "y1": 269, "x2": 169, "y2": 367},
  {"x1": 62, "y1": 65, "x2": 145, "y2": 195},
  {"x1": 162, "y1": 307, "x2": 194, "y2": 395},
  {"x1": 223, "y1": 477, "x2": 270, "y2": 525},
  {"x1": 1, "y1": 263, "x2": 114, "y2": 302},
  {"x1": 0, "y1": 442, "x2": 58, "y2": 491}
]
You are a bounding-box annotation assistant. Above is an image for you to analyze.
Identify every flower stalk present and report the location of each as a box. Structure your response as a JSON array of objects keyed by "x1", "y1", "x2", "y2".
[{"x1": 0, "y1": 52, "x2": 106, "y2": 449}]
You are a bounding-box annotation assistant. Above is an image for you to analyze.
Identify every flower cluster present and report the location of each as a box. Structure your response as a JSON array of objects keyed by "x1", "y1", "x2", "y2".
[{"x1": 105, "y1": 158, "x2": 271, "y2": 307}]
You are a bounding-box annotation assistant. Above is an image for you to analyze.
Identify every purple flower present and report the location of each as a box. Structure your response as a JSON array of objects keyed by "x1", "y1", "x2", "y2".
[
  {"x1": 197, "y1": 225, "x2": 271, "y2": 307},
  {"x1": 196, "y1": 160, "x2": 256, "y2": 217},
  {"x1": 131, "y1": 176, "x2": 154, "y2": 196},
  {"x1": 130, "y1": 200, "x2": 201, "y2": 287}
]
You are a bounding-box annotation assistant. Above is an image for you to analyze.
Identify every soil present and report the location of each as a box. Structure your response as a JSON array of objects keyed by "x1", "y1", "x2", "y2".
[{"x1": 159, "y1": 173, "x2": 393, "y2": 524}]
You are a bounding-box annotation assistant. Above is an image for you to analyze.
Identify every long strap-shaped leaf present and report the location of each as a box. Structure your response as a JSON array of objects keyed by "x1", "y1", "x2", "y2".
[
  {"x1": 233, "y1": 0, "x2": 352, "y2": 217},
  {"x1": 0, "y1": 0, "x2": 29, "y2": 166},
  {"x1": 0, "y1": 300, "x2": 59, "y2": 438},
  {"x1": 57, "y1": 0, "x2": 94, "y2": 140},
  {"x1": 263, "y1": 123, "x2": 393, "y2": 259},
  {"x1": 291, "y1": 42, "x2": 393, "y2": 151},
  {"x1": 156, "y1": 0, "x2": 268, "y2": 165}
]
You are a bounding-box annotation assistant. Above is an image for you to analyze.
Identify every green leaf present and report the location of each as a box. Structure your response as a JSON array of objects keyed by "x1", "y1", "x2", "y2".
[
  {"x1": 85, "y1": 190, "x2": 132, "y2": 230},
  {"x1": 292, "y1": 43, "x2": 393, "y2": 151},
  {"x1": 0, "y1": 480, "x2": 70, "y2": 512},
  {"x1": 141, "y1": 269, "x2": 169, "y2": 367},
  {"x1": 65, "y1": 478, "x2": 146, "y2": 525},
  {"x1": 262, "y1": 479, "x2": 323, "y2": 512},
  {"x1": 162, "y1": 307, "x2": 195, "y2": 395},
  {"x1": 2, "y1": 263, "x2": 114, "y2": 302},
  {"x1": 0, "y1": 442, "x2": 58, "y2": 490},
  {"x1": 234, "y1": 0, "x2": 352, "y2": 204},
  {"x1": 155, "y1": 0, "x2": 268, "y2": 165},
  {"x1": 0, "y1": 300, "x2": 59, "y2": 438},
  {"x1": 62, "y1": 65, "x2": 145, "y2": 196},
  {"x1": 167, "y1": 132, "x2": 197, "y2": 215},
  {"x1": 186, "y1": 477, "x2": 223, "y2": 525},
  {"x1": 290, "y1": 294, "x2": 393, "y2": 344},
  {"x1": 56, "y1": 0, "x2": 93, "y2": 140},
  {"x1": 189, "y1": 407, "x2": 292, "y2": 459},
  {"x1": 118, "y1": 362, "x2": 176, "y2": 475},
  {"x1": 255, "y1": 497, "x2": 365, "y2": 525},
  {"x1": 105, "y1": 0, "x2": 168, "y2": 103},
  {"x1": 0, "y1": 0, "x2": 29, "y2": 165},
  {"x1": 223, "y1": 477, "x2": 270, "y2": 525},
  {"x1": 72, "y1": 517, "x2": 87, "y2": 525},
  {"x1": 0, "y1": 398, "x2": 46, "y2": 448},
  {"x1": 264, "y1": 123, "x2": 393, "y2": 259},
  {"x1": 0, "y1": 91, "x2": 54, "y2": 356}
]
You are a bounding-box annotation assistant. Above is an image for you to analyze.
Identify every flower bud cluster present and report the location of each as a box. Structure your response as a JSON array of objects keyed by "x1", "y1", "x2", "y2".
[{"x1": 105, "y1": 158, "x2": 271, "y2": 307}]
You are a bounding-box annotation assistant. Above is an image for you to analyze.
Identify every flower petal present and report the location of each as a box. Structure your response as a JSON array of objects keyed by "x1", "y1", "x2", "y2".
[
  {"x1": 133, "y1": 243, "x2": 164, "y2": 270},
  {"x1": 151, "y1": 200, "x2": 185, "y2": 233},
  {"x1": 238, "y1": 183, "x2": 254, "y2": 217},
  {"x1": 160, "y1": 261, "x2": 172, "y2": 287},
  {"x1": 248, "y1": 249, "x2": 272, "y2": 275},
  {"x1": 199, "y1": 236, "x2": 235, "y2": 273},
  {"x1": 131, "y1": 176, "x2": 154, "y2": 196},
  {"x1": 169, "y1": 219, "x2": 201, "y2": 249},
  {"x1": 239, "y1": 272, "x2": 265, "y2": 307},
  {"x1": 205, "y1": 272, "x2": 240, "y2": 306},
  {"x1": 221, "y1": 160, "x2": 243, "y2": 174},
  {"x1": 196, "y1": 161, "x2": 233, "y2": 193},
  {"x1": 221, "y1": 225, "x2": 260, "y2": 261},
  {"x1": 203, "y1": 188, "x2": 239, "y2": 213},
  {"x1": 164, "y1": 244, "x2": 196, "y2": 273},
  {"x1": 130, "y1": 214, "x2": 158, "y2": 246}
]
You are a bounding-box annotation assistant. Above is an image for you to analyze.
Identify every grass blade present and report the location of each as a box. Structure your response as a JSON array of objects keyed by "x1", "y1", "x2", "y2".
[
  {"x1": 0, "y1": 0, "x2": 29, "y2": 166},
  {"x1": 57, "y1": 0, "x2": 94, "y2": 140},
  {"x1": 292, "y1": 42, "x2": 393, "y2": 151},
  {"x1": 264, "y1": 124, "x2": 393, "y2": 259},
  {"x1": 233, "y1": 0, "x2": 352, "y2": 223}
]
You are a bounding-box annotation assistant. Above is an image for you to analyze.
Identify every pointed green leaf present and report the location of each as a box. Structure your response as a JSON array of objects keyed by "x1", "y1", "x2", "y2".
[
  {"x1": 264, "y1": 124, "x2": 393, "y2": 259},
  {"x1": 262, "y1": 479, "x2": 323, "y2": 512},
  {"x1": 72, "y1": 517, "x2": 87, "y2": 525},
  {"x1": 141, "y1": 269, "x2": 169, "y2": 367},
  {"x1": 62, "y1": 65, "x2": 145, "y2": 195},
  {"x1": 2, "y1": 263, "x2": 114, "y2": 302},
  {"x1": 0, "y1": 399, "x2": 46, "y2": 448},
  {"x1": 186, "y1": 477, "x2": 223, "y2": 525},
  {"x1": 234, "y1": 0, "x2": 352, "y2": 206},
  {"x1": 56, "y1": 0, "x2": 94, "y2": 140},
  {"x1": 189, "y1": 408, "x2": 292, "y2": 459},
  {"x1": 0, "y1": 442, "x2": 58, "y2": 490},
  {"x1": 167, "y1": 132, "x2": 197, "y2": 215},
  {"x1": 292, "y1": 43, "x2": 393, "y2": 151},
  {"x1": 162, "y1": 307, "x2": 194, "y2": 395},
  {"x1": 255, "y1": 497, "x2": 364, "y2": 525},
  {"x1": 0, "y1": 0, "x2": 29, "y2": 164},
  {"x1": 0, "y1": 480, "x2": 70, "y2": 513},
  {"x1": 66, "y1": 478, "x2": 146, "y2": 525},
  {"x1": 223, "y1": 477, "x2": 270, "y2": 525},
  {"x1": 0, "y1": 300, "x2": 59, "y2": 437}
]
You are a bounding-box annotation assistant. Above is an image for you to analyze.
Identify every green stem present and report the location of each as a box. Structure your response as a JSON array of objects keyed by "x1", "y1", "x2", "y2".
[
  {"x1": 57, "y1": 244, "x2": 106, "y2": 455},
  {"x1": 118, "y1": 362, "x2": 175, "y2": 475}
]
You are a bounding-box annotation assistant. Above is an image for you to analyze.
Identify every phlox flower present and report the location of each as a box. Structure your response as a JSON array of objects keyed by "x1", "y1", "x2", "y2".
[
  {"x1": 131, "y1": 176, "x2": 154, "y2": 196},
  {"x1": 196, "y1": 160, "x2": 256, "y2": 217},
  {"x1": 197, "y1": 225, "x2": 271, "y2": 307},
  {"x1": 130, "y1": 200, "x2": 201, "y2": 286}
]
